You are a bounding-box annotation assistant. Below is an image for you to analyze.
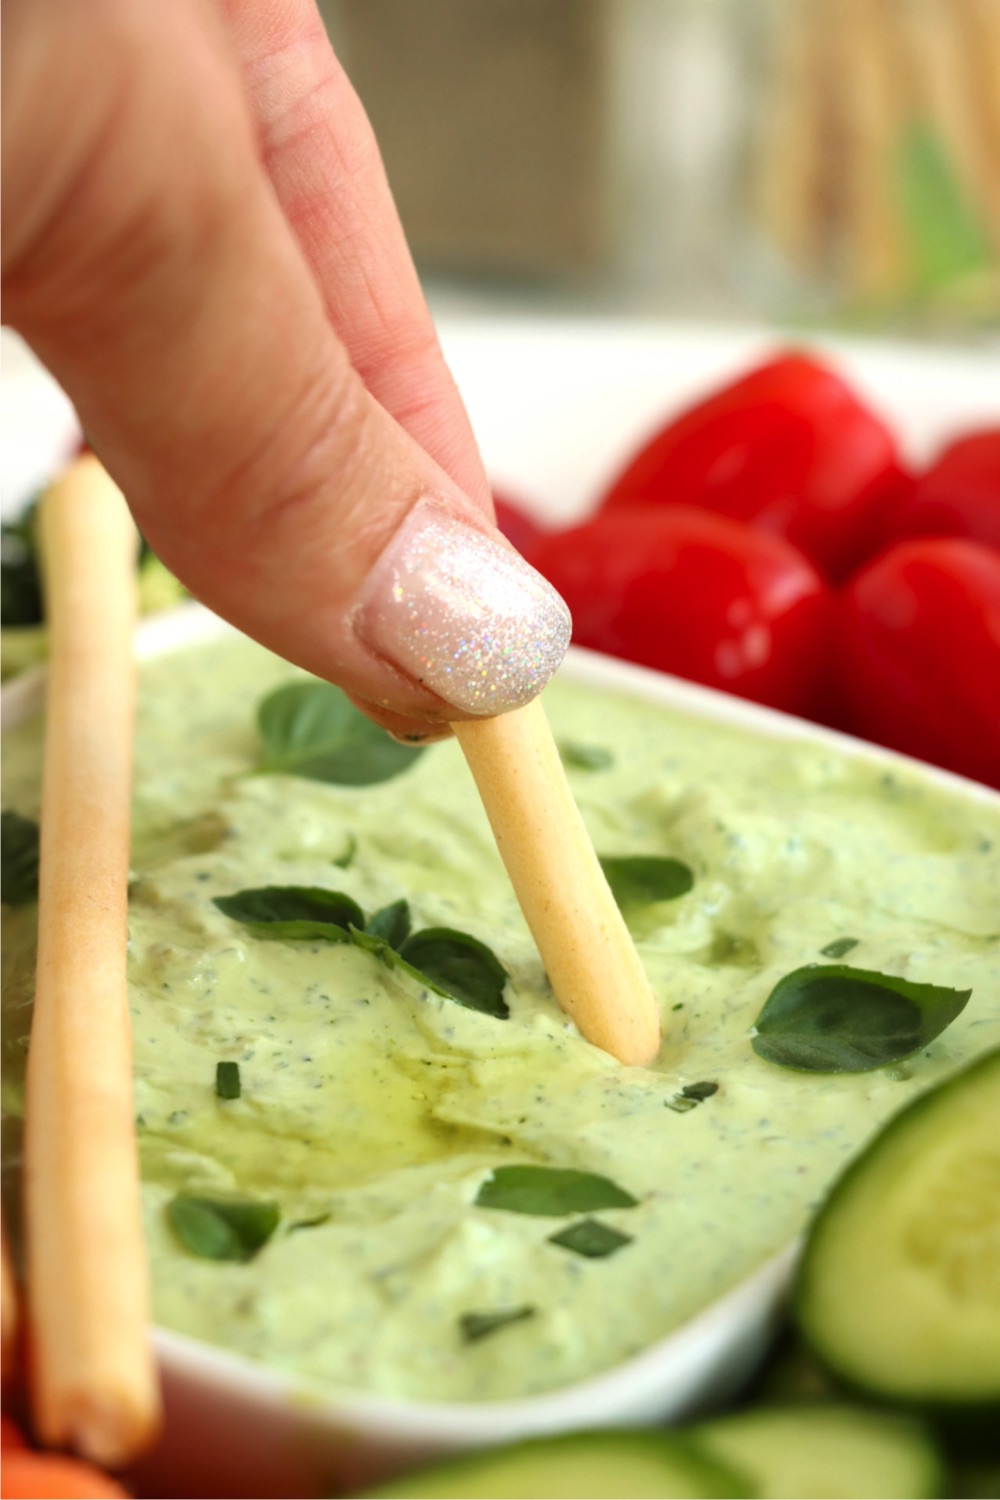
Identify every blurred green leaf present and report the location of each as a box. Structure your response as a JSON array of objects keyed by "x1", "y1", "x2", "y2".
[{"x1": 896, "y1": 121, "x2": 992, "y2": 292}]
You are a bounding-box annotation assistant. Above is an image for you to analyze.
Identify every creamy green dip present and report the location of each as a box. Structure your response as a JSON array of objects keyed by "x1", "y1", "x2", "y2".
[{"x1": 3, "y1": 631, "x2": 999, "y2": 1402}]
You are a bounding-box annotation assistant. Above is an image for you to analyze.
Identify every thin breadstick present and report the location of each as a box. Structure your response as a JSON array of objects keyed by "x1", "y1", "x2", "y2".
[
  {"x1": 752, "y1": 0, "x2": 830, "y2": 275},
  {"x1": 907, "y1": 0, "x2": 1000, "y2": 251},
  {"x1": 840, "y1": 0, "x2": 910, "y2": 301},
  {"x1": 454, "y1": 699, "x2": 661, "y2": 1067},
  {"x1": 24, "y1": 456, "x2": 160, "y2": 1466}
]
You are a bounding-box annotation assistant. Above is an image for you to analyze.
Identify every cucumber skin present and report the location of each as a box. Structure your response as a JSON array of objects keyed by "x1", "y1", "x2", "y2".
[
  {"x1": 794, "y1": 1048, "x2": 1000, "y2": 1451},
  {"x1": 362, "y1": 1429, "x2": 752, "y2": 1499}
]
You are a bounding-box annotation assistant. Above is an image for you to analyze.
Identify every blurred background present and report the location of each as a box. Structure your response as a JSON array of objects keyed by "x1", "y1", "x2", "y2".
[{"x1": 318, "y1": 0, "x2": 1000, "y2": 339}]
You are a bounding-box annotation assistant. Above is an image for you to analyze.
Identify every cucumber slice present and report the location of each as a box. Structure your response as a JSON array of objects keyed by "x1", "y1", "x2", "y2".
[
  {"x1": 693, "y1": 1403, "x2": 945, "y2": 1498},
  {"x1": 796, "y1": 1046, "x2": 1000, "y2": 1418},
  {"x1": 364, "y1": 1431, "x2": 751, "y2": 1499}
]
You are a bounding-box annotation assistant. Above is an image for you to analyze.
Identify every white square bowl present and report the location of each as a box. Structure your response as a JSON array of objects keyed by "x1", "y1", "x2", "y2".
[
  {"x1": 3, "y1": 321, "x2": 998, "y2": 1497},
  {"x1": 5, "y1": 604, "x2": 997, "y2": 1498}
]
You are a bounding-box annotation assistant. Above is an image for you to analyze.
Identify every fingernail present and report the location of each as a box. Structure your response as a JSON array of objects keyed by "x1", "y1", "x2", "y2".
[{"x1": 357, "y1": 505, "x2": 571, "y2": 715}]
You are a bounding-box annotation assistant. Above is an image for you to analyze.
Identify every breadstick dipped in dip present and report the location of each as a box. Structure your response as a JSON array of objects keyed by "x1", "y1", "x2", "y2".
[{"x1": 457, "y1": 705, "x2": 662, "y2": 1065}]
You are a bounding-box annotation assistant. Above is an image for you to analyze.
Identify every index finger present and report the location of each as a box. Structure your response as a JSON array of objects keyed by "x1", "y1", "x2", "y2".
[{"x1": 217, "y1": 0, "x2": 492, "y2": 510}]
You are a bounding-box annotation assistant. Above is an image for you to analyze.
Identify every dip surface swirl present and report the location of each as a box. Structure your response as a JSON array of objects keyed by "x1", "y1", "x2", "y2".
[{"x1": 3, "y1": 631, "x2": 999, "y2": 1402}]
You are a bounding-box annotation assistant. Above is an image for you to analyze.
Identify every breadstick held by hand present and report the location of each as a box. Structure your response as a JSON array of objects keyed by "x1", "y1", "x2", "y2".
[
  {"x1": 24, "y1": 456, "x2": 161, "y2": 1467},
  {"x1": 455, "y1": 701, "x2": 662, "y2": 1066}
]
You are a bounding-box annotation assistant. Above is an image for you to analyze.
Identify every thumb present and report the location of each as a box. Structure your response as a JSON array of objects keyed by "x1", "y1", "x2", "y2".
[{"x1": 1, "y1": 0, "x2": 569, "y2": 735}]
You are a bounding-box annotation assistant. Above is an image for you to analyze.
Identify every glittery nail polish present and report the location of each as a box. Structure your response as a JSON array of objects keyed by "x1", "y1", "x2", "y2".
[{"x1": 357, "y1": 505, "x2": 571, "y2": 715}]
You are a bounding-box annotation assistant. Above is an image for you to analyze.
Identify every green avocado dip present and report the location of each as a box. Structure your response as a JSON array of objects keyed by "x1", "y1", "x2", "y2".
[{"x1": 3, "y1": 627, "x2": 999, "y2": 1403}]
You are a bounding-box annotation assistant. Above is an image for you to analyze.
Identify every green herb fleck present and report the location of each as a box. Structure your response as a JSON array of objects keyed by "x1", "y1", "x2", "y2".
[
  {"x1": 215, "y1": 1061, "x2": 241, "y2": 1100},
  {"x1": 820, "y1": 937, "x2": 859, "y2": 959},
  {"x1": 752, "y1": 964, "x2": 971, "y2": 1073},
  {"x1": 459, "y1": 1306, "x2": 536, "y2": 1343},
  {"x1": 167, "y1": 1195, "x2": 279, "y2": 1262},
  {"x1": 559, "y1": 741, "x2": 613, "y2": 771},
  {"x1": 548, "y1": 1218, "x2": 633, "y2": 1259},
  {"x1": 476, "y1": 1165, "x2": 638, "y2": 1216},
  {"x1": 332, "y1": 835, "x2": 357, "y2": 869},
  {"x1": 599, "y1": 855, "x2": 694, "y2": 910},
  {"x1": 1, "y1": 810, "x2": 40, "y2": 906},
  {"x1": 288, "y1": 1212, "x2": 331, "y2": 1233},
  {"x1": 257, "y1": 680, "x2": 425, "y2": 785},
  {"x1": 213, "y1": 885, "x2": 364, "y2": 942}
]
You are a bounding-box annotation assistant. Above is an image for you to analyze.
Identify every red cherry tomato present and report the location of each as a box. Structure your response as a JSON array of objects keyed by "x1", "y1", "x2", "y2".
[
  {"x1": 531, "y1": 505, "x2": 832, "y2": 717},
  {"x1": 491, "y1": 489, "x2": 546, "y2": 562},
  {"x1": 837, "y1": 538, "x2": 1000, "y2": 788},
  {"x1": 598, "y1": 352, "x2": 907, "y2": 582},
  {"x1": 884, "y1": 429, "x2": 1000, "y2": 551}
]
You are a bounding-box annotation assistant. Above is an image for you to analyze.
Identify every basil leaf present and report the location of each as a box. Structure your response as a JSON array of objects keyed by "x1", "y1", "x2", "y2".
[
  {"x1": 599, "y1": 855, "x2": 694, "y2": 909},
  {"x1": 215, "y1": 1061, "x2": 241, "y2": 1100},
  {"x1": 258, "y1": 680, "x2": 425, "y2": 785},
  {"x1": 213, "y1": 885, "x2": 364, "y2": 941},
  {"x1": 751, "y1": 964, "x2": 972, "y2": 1073},
  {"x1": 1, "y1": 810, "x2": 40, "y2": 906},
  {"x1": 459, "y1": 1306, "x2": 535, "y2": 1344},
  {"x1": 399, "y1": 928, "x2": 509, "y2": 1019},
  {"x1": 820, "y1": 937, "x2": 859, "y2": 959},
  {"x1": 367, "y1": 898, "x2": 411, "y2": 948},
  {"x1": 896, "y1": 122, "x2": 992, "y2": 292},
  {"x1": 476, "y1": 1165, "x2": 637, "y2": 1216},
  {"x1": 167, "y1": 1194, "x2": 279, "y2": 1262},
  {"x1": 559, "y1": 740, "x2": 613, "y2": 771},
  {"x1": 348, "y1": 925, "x2": 445, "y2": 993},
  {"x1": 548, "y1": 1218, "x2": 633, "y2": 1259}
]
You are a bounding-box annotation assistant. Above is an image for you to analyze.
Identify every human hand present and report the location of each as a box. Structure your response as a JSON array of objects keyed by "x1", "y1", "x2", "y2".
[{"x1": 1, "y1": 0, "x2": 570, "y2": 737}]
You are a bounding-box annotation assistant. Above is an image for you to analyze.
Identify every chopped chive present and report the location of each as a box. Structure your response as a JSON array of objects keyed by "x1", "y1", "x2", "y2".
[
  {"x1": 665, "y1": 1095, "x2": 699, "y2": 1113},
  {"x1": 559, "y1": 740, "x2": 614, "y2": 771},
  {"x1": 820, "y1": 937, "x2": 860, "y2": 959},
  {"x1": 288, "y1": 1212, "x2": 332, "y2": 1233},
  {"x1": 215, "y1": 1060, "x2": 241, "y2": 1100},
  {"x1": 681, "y1": 1080, "x2": 718, "y2": 1101},
  {"x1": 459, "y1": 1306, "x2": 536, "y2": 1343},
  {"x1": 548, "y1": 1218, "x2": 633, "y2": 1259},
  {"x1": 666, "y1": 1079, "x2": 718, "y2": 1112}
]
